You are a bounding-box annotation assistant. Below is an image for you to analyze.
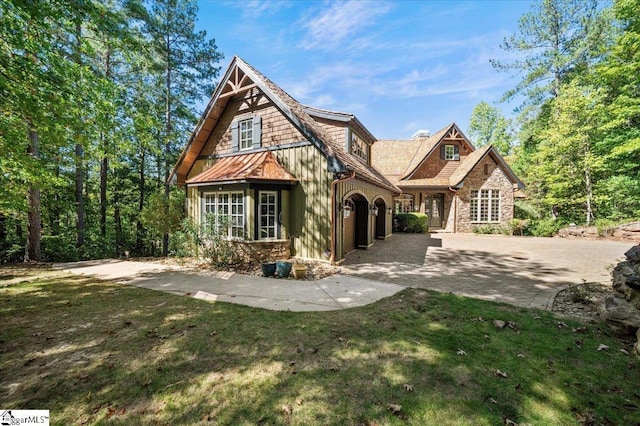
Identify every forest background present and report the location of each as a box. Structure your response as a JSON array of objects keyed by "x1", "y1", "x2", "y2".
[{"x1": 1, "y1": 0, "x2": 638, "y2": 262}]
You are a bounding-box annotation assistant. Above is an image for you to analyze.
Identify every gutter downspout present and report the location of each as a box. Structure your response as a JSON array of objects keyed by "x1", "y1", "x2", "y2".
[
  {"x1": 448, "y1": 186, "x2": 458, "y2": 233},
  {"x1": 330, "y1": 171, "x2": 355, "y2": 264}
]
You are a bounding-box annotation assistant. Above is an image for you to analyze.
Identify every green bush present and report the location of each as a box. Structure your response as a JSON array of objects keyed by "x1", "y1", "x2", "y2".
[
  {"x1": 472, "y1": 224, "x2": 511, "y2": 235},
  {"x1": 41, "y1": 235, "x2": 78, "y2": 262},
  {"x1": 528, "y1": 218, "x2": 561, "y2": 237},
  {"x1": 514, "y1": 200, "x2": 541, "y2": 220},
  {"x1": 394, "y1": 213, "x2": 429, "y2": 233}
]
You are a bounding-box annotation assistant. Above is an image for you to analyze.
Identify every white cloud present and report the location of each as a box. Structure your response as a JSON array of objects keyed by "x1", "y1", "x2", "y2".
[
  {"x1": 222, "y1": 0, "x2": 293, "y2": 18},
  {"x1": 299, "y1": 0, "x2": 392, "y2": 50}
]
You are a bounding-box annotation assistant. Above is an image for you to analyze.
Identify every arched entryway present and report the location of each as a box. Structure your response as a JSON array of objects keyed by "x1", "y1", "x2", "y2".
[
  {"x1": 343, "y1": 193, "x2": 369, "y2": 254},
  {"x1": 374, "y1": 198, "x2": 386, "y2": 239}
]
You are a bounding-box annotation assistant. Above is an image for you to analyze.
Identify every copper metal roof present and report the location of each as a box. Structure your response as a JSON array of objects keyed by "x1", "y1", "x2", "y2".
[{"x1": 185, "y1": 151, "x2": 298, "y2": 185}]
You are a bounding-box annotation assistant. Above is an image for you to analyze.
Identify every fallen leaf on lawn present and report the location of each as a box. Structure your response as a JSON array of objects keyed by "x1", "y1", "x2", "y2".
[
  {"x1": 494, "y1": 370, "x2": 508, "y2": 378},
  {"x1": 281, "y1": 404, "x2": 292, "y2": 416},
  {"x1": 557, "y1": 321, "x2": 568, "y2": 329},
  {"x1": 575, "y1": 411, "x2": 595, "y2": 424},
  {"x1": 403, "y1": 384, "x2": 413, "y2": 392},
  {"x1": 489, "y1": 397, "x2": 497, "y2": 404},
  {"x1": 484, "y1": 334, "x2": 490, "y2": 340},
  {"x1": 503, "y1": 418, "x2": 518, "y2": 425},
  {"x1": 620, "y1": 348, "x2": 629, "y2": 355},
  {"x1": 456, "y1": 349, "x2": 466, "y2": 356},
  {"x1": 623, "y1": 404, "x2": 639, "y2": 411},
  {"x1": 295, "y1": 398, "x2": 303, "y2": 406},
  {"x1": 572, "y1": 326, "x2": 586, "y2": 333},
  {"x1": 388, "y1": 404, "x2": 402, "y2": 414},
  {"x1": 575, "y1": 339, "x2": 583, "y2": 347},
  {"x1": 597, "y1": 344, "x2": 609, "y2": 351},
  {"x1": 517, "y1": 353, "x2": 525, "y2": 358}
]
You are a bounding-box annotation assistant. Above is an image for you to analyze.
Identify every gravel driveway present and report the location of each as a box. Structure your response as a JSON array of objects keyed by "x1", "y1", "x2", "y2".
[{"x1": 342, "y1": 233, "x2": 634, "y2": 310}]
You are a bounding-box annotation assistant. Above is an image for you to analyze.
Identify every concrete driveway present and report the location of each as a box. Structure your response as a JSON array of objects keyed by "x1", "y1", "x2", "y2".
[
  {"x1": 342, "y1": 233, "x2": 634, "y2": 310},
  {"x1": 53, "y1": 260, "x2": 404, "y2": 312}
]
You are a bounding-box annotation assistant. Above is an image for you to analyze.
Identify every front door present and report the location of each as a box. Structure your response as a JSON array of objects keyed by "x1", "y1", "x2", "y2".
[{"x1": 424, "y1": 194, "x2": 444, "y2": 228}]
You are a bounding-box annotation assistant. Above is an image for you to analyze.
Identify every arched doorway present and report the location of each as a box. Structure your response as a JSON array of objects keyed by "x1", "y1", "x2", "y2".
[
  {"x1": 374, "y1": 198, "x2": 386, "y2": 239},
  {"x1": 343, "y1": 193, "x2": 369, "y2": 253}
]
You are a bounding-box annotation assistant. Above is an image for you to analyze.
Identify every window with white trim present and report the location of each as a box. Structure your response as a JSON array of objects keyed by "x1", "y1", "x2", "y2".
[
  {"x1": 239, "y1": 118, "x2": 253, "y2": 150},
  {"x1": 259, "y1": 191, "x2": 277, "y2": 240},
  {"x1": 444, "y1": 145, "x2": 455, "y2": 160},
  {"x1": 394, "y1": 194, "x2": 414, "y2": 213},
  {"x1": 203, "y1": 191, "x2": 245, "y2": 238},
  {"x1": 470, "y1": 189, "x2": 500, "y2": 222}
]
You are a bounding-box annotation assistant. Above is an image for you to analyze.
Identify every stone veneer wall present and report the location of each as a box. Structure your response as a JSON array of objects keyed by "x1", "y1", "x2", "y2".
[
  {"x1": 456, "y1": 156, "x2": 515, "y2": 233},
  {"x1": 233, "y1": 240, "x2": 291, "y2": 266}
]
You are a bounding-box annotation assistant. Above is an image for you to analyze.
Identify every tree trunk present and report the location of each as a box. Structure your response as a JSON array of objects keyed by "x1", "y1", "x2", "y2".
[
  {"x1": 25, "y1": 121, "x2": 41, "y2": 262},
  {"x1": 163, "y1": 34, "x2": 172, "y2": 257},
  {"x1": 136, "y1": 148, "x2": 146, "y2": 254},
  {"x1": 76, "y1": 142, "x2": 85, "y2": 249},
  {"x1": 584, "y1": 152, "x2": 593, "y2": 227},
  {"x1": 100, "y1": 142, "x2": 108, "y2": 238}
]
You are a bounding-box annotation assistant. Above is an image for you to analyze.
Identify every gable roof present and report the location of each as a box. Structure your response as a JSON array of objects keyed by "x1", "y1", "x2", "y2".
[
  {"x1": 372, "y1": 123, "x2": 524, "y2": 190},
  {"x1": 449, "y1": 145, "x2": 525, "y2": 189},
  {"x1": 185, "y1": 151, "x2": 298, "y2": 186},
  {"x1": 402, "y1": 123, "x2": 474, "y2": 180},
  {"x1": 170, "y1": 56, "x2": 399, "y2": 194}
]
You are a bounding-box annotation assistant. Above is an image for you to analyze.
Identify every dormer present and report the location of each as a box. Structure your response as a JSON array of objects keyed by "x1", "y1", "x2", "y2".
[{"x1": 347, "y1": 128, "x2": 370, "y2": 164}]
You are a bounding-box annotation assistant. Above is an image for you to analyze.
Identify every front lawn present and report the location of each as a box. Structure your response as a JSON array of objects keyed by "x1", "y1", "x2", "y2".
[{"x1": 1, "y1": 266, "x2": 638, "y2": 425}]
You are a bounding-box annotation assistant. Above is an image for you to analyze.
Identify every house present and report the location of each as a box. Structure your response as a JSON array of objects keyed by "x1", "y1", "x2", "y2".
[
  {"x1": 372, "y1": 125, "x2": 524, "y2": 232},
  {"x1": 170, "y1": 57, "x2": 524, "y2": 264},
  {"x1": 169, "y1": 56, "x2": 400, "y2": 264}
]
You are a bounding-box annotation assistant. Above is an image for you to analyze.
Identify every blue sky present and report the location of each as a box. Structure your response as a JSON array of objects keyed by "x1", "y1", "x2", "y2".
[{"x1": 195, "y1": 0, "x2": 532, "y2": 140}]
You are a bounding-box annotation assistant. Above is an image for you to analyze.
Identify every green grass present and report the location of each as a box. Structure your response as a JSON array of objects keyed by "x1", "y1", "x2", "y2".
[{"x1": 1, "y1": 266, "x2": 639, "y2": 425}]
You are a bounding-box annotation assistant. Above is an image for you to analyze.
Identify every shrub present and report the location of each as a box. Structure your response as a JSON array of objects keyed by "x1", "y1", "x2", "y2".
[
  {"x1": 528, "y1": 218, "x2": 561, "y2": 237},
  {"x1": 509, "y1": 219, "x2": 530, "y2": 236},
  {"x1": 171, "y1": 214, "x2": 241, "y2": 268},
  {"x1": 472, "y1": 224, "x2": 511, "y2": 235},
  {"x1": 514, "y1": 200, "x2": 541, "y2": 220},
  {"x1": 41, "y1": 235, "x2": 78, "y2": 262},
  {"x1": 394, "y1": 213, "x2": 429, "y2": 233}
]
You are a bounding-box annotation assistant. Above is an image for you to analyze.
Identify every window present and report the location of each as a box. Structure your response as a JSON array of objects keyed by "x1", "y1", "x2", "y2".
[
  {"x1": 259, "y1": 191, "x2": 277, "y2": 240},
  {"x1": 470, "y1": 190, "x2": 500, "y2": 222},
  {"x1": 351, "y1": 133, "x2": 368, "y2": 162},
  {"x1": 239, "y1": 118, "x2": 253, "y2": 150},
  {"x1": 444, "y1": 145, "x2": 455, "y2": 160},
  {"x1": 231, "y1": 115, "x2": 261, "y2": 152},
  {"x1": 203, "y1": 191, "x2": 245, "y2": 238},
  {"x1": 441, "y1": 144, "x2": 459, "y2": 161},
  {"x1": 394, "y1": 194, "x2": 414, "y2": 213}
]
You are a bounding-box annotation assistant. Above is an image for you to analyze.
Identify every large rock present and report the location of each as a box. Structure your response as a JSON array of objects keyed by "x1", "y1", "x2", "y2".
[
  {"x1": 625, "y1": 245, "x2": 640, "y2": 263},
  {"x1": 598, "y1": 296, "x2": 640, "y2": 336}
]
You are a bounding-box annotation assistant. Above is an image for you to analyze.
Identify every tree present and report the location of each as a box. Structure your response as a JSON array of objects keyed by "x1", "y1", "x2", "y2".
[
  {"x1": 467, "y1": 102, "x2": 513, "y2": 155},
  {"x1": 144, "y1": 0, "x2": 223, "y2": 256},
  {"x1": 533, "y1": 81, "x2": 606, "y2": 225},
  {"x1": 491, "y1": 0, "x2": 612, "y2": 111},
  {"x1": 594, "y1": 0, "x2": 640, "y2": 220}
]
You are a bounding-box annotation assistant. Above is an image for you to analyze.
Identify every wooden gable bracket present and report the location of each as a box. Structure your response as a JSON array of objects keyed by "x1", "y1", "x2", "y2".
[
  {"x1": 219, "y1": 66, "x2": 257, "y2": 98},
  {"x1": 446, "y1": 127, "x2": 464, "y2": 140}
]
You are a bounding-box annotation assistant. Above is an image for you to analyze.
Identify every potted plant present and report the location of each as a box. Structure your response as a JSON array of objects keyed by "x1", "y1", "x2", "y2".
[
  {"x1": 261, "y1": 261, "x2": 277, "y2": 277},
  {"x1": 275, "y1": 260, "x2": 293, "y2": 278},
  {"x1": 292, "y1": 262, "x2": 307, "y2": 279}
]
